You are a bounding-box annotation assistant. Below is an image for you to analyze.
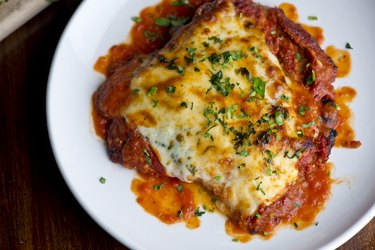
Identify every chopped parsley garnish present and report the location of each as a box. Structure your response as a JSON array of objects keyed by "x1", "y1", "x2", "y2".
[
  {"x1": 253, "y1": 77, "x2": 266, "y2": 99},
  {"x1": 178, "y1": 210, "x2": 183, "y2": 218},
  {"x1": 281, "y1": 94, "x2": 290, "y2": 101},
  {"x1": 152, "y1": 99, "x2": 159, "y2": 108},
  {"x1": 208, "y1": 53, "x2": 221, "y2": 65},
  {"x1": 229, "y1": 125, "x2": 254, "y2": 155},
  {"x1": 159, "y1": 55, "x2": 169, "y2": 63},
  {"x1": 177, "y1": 184, "x2": 183, "y2": 192},
  {"x1": 256, "y1": 181, "x2": 266, "y2": 195},
  {"x1": 166, "y1": 86, "x2": 176, "y2": 94},
  {"x1": 194, "y1": 207, "x2": 206, "y2": 217},
  {"x1": 345, "y1": 42, "x2": 353, "y2": 50},
  {"x1": 184, "y1": 47, "x2": 197, "y2": 64},
  {"x1": 187, "y1": 165, "x2": 197, "y2": 176},
  {"x1": 275, "y1": 111, "x2": 284, "y2": 126},
  {"x1": 263, "y1": 231, "x2": 269, "y2": 236},
  {"x1": 237, "y1": 163, "x2": 246, "y2": 171},
  {"x1": 147, "y1": 86, "x2": 158, "y2": 96},
  {"x1": 298, "y1": 105, "x2": 310, "y2": 116},
  {"x1": 284, "y1": 148, "x2": 306, "y2": 159},
  {"x1": 214, "y1": 175, "x2": 222, "y2": 181},
  {"x1": 144, "y1": 30, "x2": 163, "y2": 41},
  {"x1": 302, "y1": 121, "x2": 316, "y2": 128},
  {"x1": 171, "y1": 17, "x2": 189, "y2": 26},
  {"x1": 232, "y1": 238, "x2": 239, "y2": 242},
  {"x1": 180, "y1": 101, "x2": 188, "y2": 108},
  {"x1": 143, "y1": 149, "x2": 152, "y2": 165},
  {"x1": 153, "y1": 184, "x2": 165, "y2": 191},
  {"x1": 306, "y1": 70, "x2": 316, "y2": 85},
  {"x1": 202, "y1": 41, "x2": 209, "y2": 48},
  {"x1": 207, "y1": 50, "x2": 243, "y2": 67},
  {"x1": 204, "y1": 124, "x2": 217, "y2": 141},
  {"x1": 308, "y1": 16, "x2": 318, "y2": 21},
  {"x1": 166, "y1": 59, "x2": 185, "y2": 75},
  {"x1": 170, "y1": 0, "x2": 193, "y2": 8},
  {"x1": 186, "y1": 47, "x2": 197, "y2": 57},
  {"x1": 297, "y1": 130, "x2": 303, "y2": 138},
  {"x1": 155, "y1": 16, "x2": 190, "y2": 27},
  {"x1": 155, "y1": 17, "x2": 171, "y2": 27},
  {"x1": 222, "y1": 50, "x2": 243, "y2": 64},
  {"x1": 132, "y1": 88, "x2": 140, "y2": 94},
  {"x1": 175, "y1": 65, "x2": 184, "y2": 75},
  {"x1": 255, "y1": 213, "x2": 261, "y2": 218},
  {"x1": 131, "y1": 16, "x2": 142, "y2": 23},
  {"x1": 209, "y1": 70, "x2": 233, "y2": 97},
  {"x1": 208, "y1": 36, "x2": 223, "y2": 44},
  {"x1": 295, "y1": 52, "x2": 302, "y2": 61},
  {"x1": 99, "y1": 177, "x2": 106, "y2": 184},
  {"x1": 293, "y1": 202, "x2": 301, "y2": 207},
  {"x1": 249, "y1": 46, "x2": 262, "y2": 58},
  {"x1": 235, "y1": 67, "x2": 252, "y2": 81}
]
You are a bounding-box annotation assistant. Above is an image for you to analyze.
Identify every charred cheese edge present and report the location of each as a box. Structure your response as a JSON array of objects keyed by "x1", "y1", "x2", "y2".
[{"x1": 123, "y1": 1, "x2": 303, "y2": 217}]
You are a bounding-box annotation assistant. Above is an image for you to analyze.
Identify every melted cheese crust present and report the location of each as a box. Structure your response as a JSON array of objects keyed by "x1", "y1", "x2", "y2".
[{"x1": 123, "y1": 2, "x2": 301, "y2": 217}]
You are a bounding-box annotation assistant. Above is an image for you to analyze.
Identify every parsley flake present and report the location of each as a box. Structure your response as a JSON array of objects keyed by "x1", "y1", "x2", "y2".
[
  {"x1": 256, "y1": 181, "x2": 266, "y2": 195},
  {"x1": 253, "y1": 77, "x2": 266, "y2": 99},
  {"x1": 143, "y1": 149, "x2": 152, "y2": 165},
  {"x1": 275, "y1": 111, "x2": 284, "y2": 126},
  {"x1": 180, "y1": 101, "x2": 188, "y2": 108},
  {"x1": 298, "y1": 105, "x2": 310, "y2": 116},
  {"x1": 177, "y1": 184, "x2": 183, "y2": 192},
  {"x1": 170, "y1": 0, "x2": 193, "y2": 8},
  {"x1": 306, "y1": 70, "x2": 316, "y2": 85},
  {"x1": 178, "y1": 210, "x2": 183, "y2": 218},
  {"x1": 147, "y1": 86, "x2": 158, "y2": 96},
  {"x1": 153, "y1": 184, "x2": 165, "y2": 191},
  {"x1": 131, "y1": 16, "x2": 142, "y2": 23},
  {"x1": 281, "y1": 94, "x2": 290, "y2": 101},
  {"x1": 302, "y1": 121, "x2": 316, "y2": 128},
  {"x1": 166, "y1": 86, "x2": 176, "y2": 94},
  {"x1": 99, "y1": 177, "x2": 106, "y2": 184},
  {"x1": 194, "y1": 207, "x2": 206, "y2": 217},
  {"x1": 208, "y1": 36, "x2": 223, "y2": 44},
  {"x1": 345, "y1": 42, "x2": 353, "y2": 50},
  {"x1": 155, "y1": 17, "x2": 171, "y2": 27},
  {"x1": 144, "y1": 30, "x2": 163, "y2": 42}
]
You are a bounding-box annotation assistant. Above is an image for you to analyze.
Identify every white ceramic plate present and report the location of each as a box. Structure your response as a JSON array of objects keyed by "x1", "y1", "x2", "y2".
[{"x1": 47, "y1": 0, "x2": 375, "y2": 249}]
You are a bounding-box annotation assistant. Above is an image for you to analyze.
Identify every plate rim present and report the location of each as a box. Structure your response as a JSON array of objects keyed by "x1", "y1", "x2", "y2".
[{"x1": 46, "y1": 0, "x2": 375, "y2": 249}]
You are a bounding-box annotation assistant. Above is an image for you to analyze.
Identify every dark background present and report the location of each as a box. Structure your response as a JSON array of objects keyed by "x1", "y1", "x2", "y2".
[{"x1": 0, "y1": 0, "x2": 373, "y2": 249}]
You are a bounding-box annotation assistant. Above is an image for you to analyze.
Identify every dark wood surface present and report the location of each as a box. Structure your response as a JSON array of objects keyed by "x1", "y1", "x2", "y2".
[{"x1": 0, "y1": 0, "x2": 373, "y2": 249}]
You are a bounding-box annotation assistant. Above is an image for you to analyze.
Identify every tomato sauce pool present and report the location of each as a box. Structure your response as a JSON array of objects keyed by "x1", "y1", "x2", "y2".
[{"x1": 92, "y1": 0, "x2": 360, "y2": 241}]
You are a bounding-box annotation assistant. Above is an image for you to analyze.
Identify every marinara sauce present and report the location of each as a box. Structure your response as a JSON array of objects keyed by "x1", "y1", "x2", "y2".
[{"x1": 92, "y1": 0, "x2": 359, "y2": 241}]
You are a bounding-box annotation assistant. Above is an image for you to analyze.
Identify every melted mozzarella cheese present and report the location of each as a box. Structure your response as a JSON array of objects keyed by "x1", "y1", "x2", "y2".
[{"x1": 123, "y1": 1, "x2": 301, "y2": 217}]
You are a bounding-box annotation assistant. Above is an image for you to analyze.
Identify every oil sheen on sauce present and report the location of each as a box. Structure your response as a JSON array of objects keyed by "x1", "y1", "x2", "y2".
[{"x1": 93, "y1": 0, "x2": 360, "y2": 242}]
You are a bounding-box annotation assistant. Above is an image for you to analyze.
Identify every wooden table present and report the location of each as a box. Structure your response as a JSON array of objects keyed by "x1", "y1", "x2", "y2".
[{"x1": 0, "y1": 0, "x2": 373, "y2": 249}]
